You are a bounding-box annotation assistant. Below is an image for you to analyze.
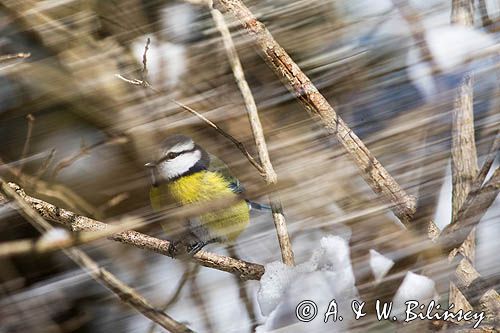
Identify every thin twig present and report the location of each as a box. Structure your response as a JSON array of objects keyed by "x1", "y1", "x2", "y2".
[
  {"x1": 171, "y1": 98, "x2": 266, "y2": 175},
  {"x1": 115, "y1": 74, "x2": 266, "y2": 176},
  {"x1": 0, "y1": 230, "x2": 97, "y2": 258},
  {"x1": 121, "y1": 40, "x2": 265, "y2": 176},
  {"x1": 165, "y1": 266, "x2": 198, "y2": 309},
  {"x1": 0, "y1": 238, "x2": 43, "y2": 258},
  {"x1": 268, "y1": 193, "x2": 294, "y2": 265},
  {"x1": 189, "y1": 269, "x2": 216, "y2": 333},
  {"x1": 227, "y1": 247, "x2": 258, "y2": 331},
  {"x1": 0, "y1": 218, "x2": 141, "y2": 259},
  {"x1": 141, "y1": 37, "x2": 151, "y2": 80},
  {"x1": 147, "y1": 265, "x2": 198, "y2": 333},
  {"x1": 18, "y1": 114, "x2": 35, "y2": 174},
  {"x1": 210, "y1": 8, "x2": 274, "y2": 183},
  {"x1": 0, "y1": 179, "x2": 194, "y2": 333},
  {"x1": 392, "y1": 0, "x2": 441, "y2": 76},
  {"x1": 0, "y1": 156, "x2": 100, "y2": 217},
  {"x1": 210, "y1": 6, "x2": 294, "y2": 265},
  {"x1": 0, "y1": 52, "x2": 31, "y2": 63},
  {"x1": 97, "y1": 192, "x2": 130, "y2": 214},
  {"x1": 35, "y1": 148, "x2": 56, "y2": 178},
  {"x1": 0, "y1": 183, "x2": 265, "y2": 280},
  {"x1": 213, "y1": 0, "x2": 416, "y2": 226},
  {"x1": 51, "y1": 136, "x2": 128, "y2": 178}
]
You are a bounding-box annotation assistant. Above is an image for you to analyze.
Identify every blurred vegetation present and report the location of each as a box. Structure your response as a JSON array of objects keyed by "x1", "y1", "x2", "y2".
[{"x1": 0, "y1": 0, "x2": 498, "y2": 332}]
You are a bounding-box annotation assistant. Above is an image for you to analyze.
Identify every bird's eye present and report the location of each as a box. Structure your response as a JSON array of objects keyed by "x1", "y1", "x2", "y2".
[{"x1": 166, "y1": 152, "x2": 179, "y2": 160}]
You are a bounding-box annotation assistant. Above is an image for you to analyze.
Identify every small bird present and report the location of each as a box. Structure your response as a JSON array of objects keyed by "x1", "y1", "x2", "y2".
[{"x1": 146, "y1": 135, "x2": 263, "y2": 255}]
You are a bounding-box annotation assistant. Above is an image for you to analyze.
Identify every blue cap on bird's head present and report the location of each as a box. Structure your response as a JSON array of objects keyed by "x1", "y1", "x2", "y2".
[{"x1": 146, "y1": 135, "x2": 210, "y2": 183}]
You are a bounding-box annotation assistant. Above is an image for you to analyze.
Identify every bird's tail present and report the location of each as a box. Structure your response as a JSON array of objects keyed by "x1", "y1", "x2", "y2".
[{"x1": 246, "y1": 200, "x2": 272, "y2": 211}]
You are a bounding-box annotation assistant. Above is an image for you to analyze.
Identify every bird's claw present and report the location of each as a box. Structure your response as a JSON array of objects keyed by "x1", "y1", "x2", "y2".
[{"x1": 167, "y1": 236, "x2": 207, "y2": 257}]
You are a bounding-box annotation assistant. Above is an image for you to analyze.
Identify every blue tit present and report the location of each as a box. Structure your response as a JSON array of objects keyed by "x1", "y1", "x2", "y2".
[{"x1": 146, "y1": 134, "x2": 264, "y2": 255}]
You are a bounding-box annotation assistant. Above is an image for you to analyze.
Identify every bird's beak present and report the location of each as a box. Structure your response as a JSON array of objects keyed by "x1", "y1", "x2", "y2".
[{"x1": 145, "y1": 162, "x2": 159, "y2": 186}]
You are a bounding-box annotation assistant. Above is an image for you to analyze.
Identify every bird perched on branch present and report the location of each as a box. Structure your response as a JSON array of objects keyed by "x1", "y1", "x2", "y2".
[{"x1": 146, "y1": 134, "x2": 267, "y2": 256}]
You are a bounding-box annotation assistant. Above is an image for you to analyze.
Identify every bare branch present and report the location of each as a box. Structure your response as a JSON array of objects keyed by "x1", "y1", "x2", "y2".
[
  {"x1": 451, "y1": 74, "x2": 478, "y2": 255},
  {"x1": 0, "y1": 238, "x2": 39, "y2": 258},
  {"x1": 0, "y1": 229, "x2": 105, "y2": 258},
  {"x1": 227, "y1": 246, "x2": 258, "y2": 331},
  {"x1": 18, "y1": 114, "x2": 35, "y2": 174},
  {"x1": 0, "y1": 218, "x2": 139, "y2": 259},
  {"x1": 439, "y1": 167, "x2": 499, "y2": 253},
  {"x1": 115, "y1": 74, "x2": 266, "y2": 176},
  {"x1": 169, "y1": 98, "x2": 266, "y2": 176},
  {"x1": 213, "y1": 0, "x2": 416, "y2": 226},
  {"x1": 392, "y1": 0, "x2": 441, "y2": 75},
  {"x1": 473, "y1": 131, "x2": 499, "y2": 194},
  {"x1": 451, "y1": 0, "x2": 474, "y2": 26},
  {"x1": 0, "y1": 182, "x2": 265, "y2": 280},
  {"x1": 115, "y1": 73, "x2": 148, "y2": 87},
  {"x1": 35, "y1": 148, "x2": 56, "y2": 178},
  {"x1": 210, "y1": 6, "x2": 294, "y2": 265},
  {"x1": 189, "y1": 269, "x2": 216, "y2": 332},
  {"x1": 451, "y1": 256, "x2": 500, "y2": 324},
  {"x1": 97, "y1": 192, "x2": 130, "y2": 214},
  {"x1": 449, "y1": 3, "x2": 477, "y2": 311},
  {"x1": 141, "y1": 37, "x2": 151, "y2": 80},
  {"x1": 52, "y1": 136, "x2": 128, "y2": 178},
  {"x1": 147, "y1": 265, "x2": 198, "y2": 333},
  {"x1": 0, "y1": 52, "x2": 31, "y2": 63},
  {"x1": 0, "y1": 156, "x2": 100, "y2": 217},
  {"x1": 210, "y1": 8, "x2": 275, "y2": 183},
  {"x1": 0, "y1": 179, "x2": 194, "y2": 333}
]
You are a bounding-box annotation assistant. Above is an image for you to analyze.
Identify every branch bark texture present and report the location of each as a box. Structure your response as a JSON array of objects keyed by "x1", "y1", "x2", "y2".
[
  {"x1": 210, "y1": 6, "x2": 295, "y2": 266},
  {"x1": 0, "y1": 183, "x2": 265, "y2": 280},
  {"x1": 213, "y1": 0, "x2": 416, "y2": 226},
  {"x1": 0, "y1": 180, "x2": 194, "y2": 333}
]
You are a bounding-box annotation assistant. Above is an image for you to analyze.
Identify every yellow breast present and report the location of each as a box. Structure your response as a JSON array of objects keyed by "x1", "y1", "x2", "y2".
[{"x1": 166, "y1": 171, "x2": 250, "y2": 242}]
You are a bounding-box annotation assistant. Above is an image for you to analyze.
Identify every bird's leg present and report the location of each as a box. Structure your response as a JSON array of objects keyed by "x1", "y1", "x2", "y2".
[
  {"x1": 185, "y1": 229, "x2": 223, "y2": 255},
  {"x1": 186, "y1": 239, "x2": 207, "y2": 255},
  {"x1": 167, "y1": 231, "x2": 209, "y2": 257},
  {"x1": 185, "y1": 228, "x2": 212, "y2": 255}
]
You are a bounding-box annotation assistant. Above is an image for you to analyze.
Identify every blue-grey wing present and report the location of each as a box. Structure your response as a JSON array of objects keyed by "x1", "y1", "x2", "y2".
[
  {"x1": 207, "y1": 153, "x2": 270, "y2": 211},
  {"x1": 208, "y1": 153, "x2": 245, "y2": 194},
  {"x1": 246, "y1": 200, "x2": 271, "y2": 211}
]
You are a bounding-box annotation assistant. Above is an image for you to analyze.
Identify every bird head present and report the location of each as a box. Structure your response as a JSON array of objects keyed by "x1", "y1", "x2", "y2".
[{"x1": 146, "y1": 135, "x2": 209, "y2": 183}]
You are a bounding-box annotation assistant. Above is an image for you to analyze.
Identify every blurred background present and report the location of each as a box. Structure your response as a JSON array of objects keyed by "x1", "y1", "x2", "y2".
[{"x1": 0, "y1": 0, "x2": 498, "y2": 332}]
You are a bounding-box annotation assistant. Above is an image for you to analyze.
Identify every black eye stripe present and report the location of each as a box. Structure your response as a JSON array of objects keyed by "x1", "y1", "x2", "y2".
[{"x1": 156, "y1": 146, "x2": 197, "y2": 164}]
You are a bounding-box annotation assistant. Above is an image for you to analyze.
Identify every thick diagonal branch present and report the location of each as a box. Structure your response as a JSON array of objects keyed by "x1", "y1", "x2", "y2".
[
  {"x1": 213, "y1": 0, "x2": 416, "y2": 226},
  {"x1": 439, "y1": 167, "x2": 499, "y2": 253},
  {"x1": 0, "y1": 183, "x2": 265, "y2": 280},
  {"x1": 0, "y1": 180, "x2": 194, "y2": 333},
  {"x1": 210, "y1": 7, "x2": 295, "y2": 266}
]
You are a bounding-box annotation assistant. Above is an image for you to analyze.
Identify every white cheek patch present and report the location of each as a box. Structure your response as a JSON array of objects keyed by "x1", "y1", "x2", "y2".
[
  {"x1": 159, "y1": 150, "x2": 201, "y2": 180},
  {"x1": 169, "y1": 140, "x2": 194, "y2": 154}
]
